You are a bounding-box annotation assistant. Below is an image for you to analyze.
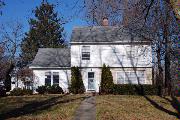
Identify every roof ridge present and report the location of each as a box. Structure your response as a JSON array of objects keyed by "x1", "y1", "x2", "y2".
[{"x1": 73, "y1": 26, "x2": 122, "y2": 29}]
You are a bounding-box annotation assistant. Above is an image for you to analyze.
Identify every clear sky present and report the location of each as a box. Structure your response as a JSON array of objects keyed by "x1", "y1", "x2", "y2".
[{"x1": 0, "y1": 0, "x2": 88, "y2": 41}]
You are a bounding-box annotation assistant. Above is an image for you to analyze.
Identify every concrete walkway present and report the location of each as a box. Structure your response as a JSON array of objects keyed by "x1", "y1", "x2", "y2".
[{"x1": 73, "y1": 96, "x2": 96, "y2": 120}]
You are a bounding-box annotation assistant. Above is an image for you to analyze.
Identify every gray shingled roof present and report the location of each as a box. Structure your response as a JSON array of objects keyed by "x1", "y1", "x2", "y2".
[
  {"x1": 30, "y1": 48, "x2": 70, "y2": 68},
  {"x1": 71, "y1": 26, "x2": 150, "y2": 43}
]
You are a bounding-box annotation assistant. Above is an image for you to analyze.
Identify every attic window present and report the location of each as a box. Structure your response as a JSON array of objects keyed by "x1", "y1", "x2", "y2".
[{"x1": 82, "y1": 46, "x2": 90, "y2": 60}]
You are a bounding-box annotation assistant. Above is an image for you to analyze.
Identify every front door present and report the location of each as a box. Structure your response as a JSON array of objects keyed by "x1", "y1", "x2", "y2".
[{"x1": 88, "y1": 72, "x2": 95, "y2": 90}]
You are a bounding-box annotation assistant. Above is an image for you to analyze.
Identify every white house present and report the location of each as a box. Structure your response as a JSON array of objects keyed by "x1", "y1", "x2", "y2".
[
  {"x1": 29, "y1": 20, "x2": 153, "y2": 93},
  {"x1": 29, "y1": 48, "x2": 71, "y2": 93}
]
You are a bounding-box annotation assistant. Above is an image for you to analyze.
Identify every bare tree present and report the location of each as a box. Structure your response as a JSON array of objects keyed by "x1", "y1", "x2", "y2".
[
  {"x1": 77, "y1": 0, "x2": 178, "y2": 95},
  {"x1": 17, "y1": 68, "x2": 34, "y2": 89},
  {"x1": 0, "y1": 0, "x2": 5, "y2": 15},
  {"x1": 0, "y1": 21, "x2": 24, "y2": 91}
]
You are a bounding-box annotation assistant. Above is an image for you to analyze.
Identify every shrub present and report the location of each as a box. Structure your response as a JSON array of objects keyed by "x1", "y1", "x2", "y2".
[
  {"x1": 0, "y1": 85, "x2": 6, "y2": 97},
  {"x1": 36, "y1": 85, "x2": 47, "y2": 94},
  {"x1": 112, "y1": 84, "x2": 136, "y2": 95},
  {"x1": 10, "y1": 88, "x2": 33, "y2": 96},
  {"x1": 175, "y1": 83, "x2": 180, "y2": 96},
  {"x1": 100, "y1": 64, "x2": 114, "y2": 94},
  {"x1": 69, "y1": 66, "x2": 85, "y2": 94},
  {"x1": 112, "y1": 84, "x2": 160, "y2": 95},
  {"x1": 36, "y1": 85, "x2": 64, "y2": 94},
  {"x1": 47, "y1": 85, "x2": 64, "y2": 94}
]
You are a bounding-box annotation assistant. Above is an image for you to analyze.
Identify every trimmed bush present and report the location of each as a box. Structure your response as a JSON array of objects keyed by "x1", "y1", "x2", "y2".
[
  {"x1": 47, "y1": 85, "x2": 64, "y2": 94},
  {"x1": 36, "y1": 85, "x2": 47, "y2": 94},
  {"x1": 69, "y1": 66, "x2": 85, "y2": 94},
  {"x1": 100, "y1": 64, "x2": 114, "y2": 94},
  {"x1": 36, "y1": 85, "x2": 64, "y2": 94},
  {"x1": 112, "y1": 84, "x2": 160, "y2": 95},
  {"x1": 10, "y1": 88, "x2": 33, "y2": 96}
]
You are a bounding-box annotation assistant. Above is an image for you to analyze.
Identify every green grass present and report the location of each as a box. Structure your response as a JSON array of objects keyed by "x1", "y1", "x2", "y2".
[
  {"x1": 96, "y1": 95, "x2": 180, "y2": 120},
  {"x1": 0, "y1": 94, "x2": 86, "y2": 120}
]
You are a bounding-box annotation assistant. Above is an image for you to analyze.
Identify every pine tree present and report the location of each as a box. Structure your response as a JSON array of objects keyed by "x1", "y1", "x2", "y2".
[
  {"x1": 100, "y1": 64, "x2": 114, "y2": 94},
  {"x1": 20, "y1": 1, "x2": 65, "y2": 66},
  {"x1": 70, "y1": 67, "x2": 85, "y2": 94}
]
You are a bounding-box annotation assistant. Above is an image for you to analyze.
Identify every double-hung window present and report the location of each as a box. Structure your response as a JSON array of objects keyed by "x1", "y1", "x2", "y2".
[
  {"x1": 45, "y1": 72, "x2": 60, "y2": 86},
  {"x1": 126, "y1": 72, "x2": 137, "y2": 84},
  {"x1": 126, "y1": 46, "x2": 135, "y2": 58},
  {"x1": 117, "y1": 72, "x2": 124, "y2": 84},
  {"x1": 45, "y1": 72, "x2": 51, "y2": 86},
  {"x1": 116, "y1": 71, "x2": 145, "y2": 84},
  {"x1": 82, "y1": 46, "x2": 90, "y2": 60},
  {"x1": 138, "y1": 71, "x2": 145, "y2": 84},
  {"x1": 53, "y1": 72, "x2": 59, "y2": 86}
]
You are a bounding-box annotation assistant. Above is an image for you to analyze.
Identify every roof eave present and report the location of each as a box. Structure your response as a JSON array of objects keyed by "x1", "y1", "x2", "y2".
[
  {"x1": 70, "y1": 41, "x2": 152, "y2": 45},
  {"x1": 29, "y1": 66, "x2": 71, "y2": 69}
]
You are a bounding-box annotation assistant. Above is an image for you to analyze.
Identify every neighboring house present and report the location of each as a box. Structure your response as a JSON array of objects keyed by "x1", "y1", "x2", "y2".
[{"x1": 29, "y1": 19, "x2": 153, "y2": 93}]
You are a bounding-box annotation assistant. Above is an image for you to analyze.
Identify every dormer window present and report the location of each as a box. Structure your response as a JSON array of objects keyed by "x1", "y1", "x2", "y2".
[{"x1": 82, "y1": 46, "x2": 90, "y2": 60}]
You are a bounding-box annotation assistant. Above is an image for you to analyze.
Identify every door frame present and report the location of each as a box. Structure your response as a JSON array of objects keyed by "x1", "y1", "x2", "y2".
[{"x1": 87, "y1": 72, "x2": 95, "y2": 91}]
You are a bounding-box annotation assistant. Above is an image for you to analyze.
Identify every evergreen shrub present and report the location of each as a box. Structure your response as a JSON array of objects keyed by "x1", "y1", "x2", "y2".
[{"x1": 69, "y1": 66, "x2": 85, "y2": 94}]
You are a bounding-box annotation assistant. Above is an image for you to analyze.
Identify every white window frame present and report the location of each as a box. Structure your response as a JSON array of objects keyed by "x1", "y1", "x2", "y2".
[
  {"x1": 126, "y1": 46, "x2": 136, "y2": 58},
  {"x1": 88, "y1": 72, "x2": 95, "y2": 90},
  {"x1": 116, "y1": 70, "x2": 146, "y2": 84},
  {"x1": 116, "y1": 72, "x2": 125, "y2": 84}
]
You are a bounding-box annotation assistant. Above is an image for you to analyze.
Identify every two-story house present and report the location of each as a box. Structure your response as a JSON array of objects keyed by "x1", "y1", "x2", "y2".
[{"x1": 28, "y1": 19, "x2": 153, "y2": 93}]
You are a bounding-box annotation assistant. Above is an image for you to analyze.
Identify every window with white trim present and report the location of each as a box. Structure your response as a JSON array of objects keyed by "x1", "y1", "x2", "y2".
[
  {"x1": 126, "y1": 72, "x2": 137, "y2": 84},
  {"x1": 126, "y1": 46, "x2": 135, "y2": 58},
  {"x1": 53, "y1": 72, "x2": 59, "y2": 86},
  {"x1": 82, "y1": 46, "x2": 90, "y2": 60},
  {"x1": 138, "y1": 71, "x2": 145, "y2": 84},
  {"x1": 117, "y1": 72, "x2": 124, "y2": 84},
  {"x1": 116, "y1": 71, "x2": 145, "y2": 84},
  {"x1": 45, "y1": 72, "x2": 51, "y2": 86}
]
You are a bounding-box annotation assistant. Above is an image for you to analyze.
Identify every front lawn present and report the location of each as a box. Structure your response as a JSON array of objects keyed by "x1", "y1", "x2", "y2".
[
  {"x1": 0, "y1": 94, "x2": 86, "y2": 120},
  {"x1": 96, "y1": 95, "x2": 180, "y2": 120}
]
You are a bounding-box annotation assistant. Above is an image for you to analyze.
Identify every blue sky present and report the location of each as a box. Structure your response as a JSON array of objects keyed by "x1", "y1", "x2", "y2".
[{"x1": 0, "y1": 0, "x2": 88, "y2": 41}]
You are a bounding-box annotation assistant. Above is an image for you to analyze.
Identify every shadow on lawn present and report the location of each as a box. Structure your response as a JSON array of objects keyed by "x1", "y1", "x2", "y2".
[
  {"x1": 143, "y1": 95, "x2": 180, "y2": 119},
  {"x1": 0, "y1": 95, "x2": 87, "y2": 120}
]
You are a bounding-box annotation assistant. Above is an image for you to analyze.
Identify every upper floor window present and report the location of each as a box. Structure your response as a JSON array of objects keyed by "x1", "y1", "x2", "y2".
[
  {"x1": 126, "y1": 46, "x2": 135, "y2": 58},
  {"x1": 45, "y1": 72, "x2": 51, "y2": 86},
  {"x1": 53, "y1": 72, "x2": 59, "y2": 86},
  {"x1": 82, "y1": 46, "x2": 90, "y2": 60}
]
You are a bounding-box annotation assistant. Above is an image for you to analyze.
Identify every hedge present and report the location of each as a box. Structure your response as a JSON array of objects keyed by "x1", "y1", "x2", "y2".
[
  {"x1": 111, "y1": 84, "x2": 161, "y2": 95},
  {"x1": 10, "y1": 88, "x2": 33, "y2": 96},
  {"x1": 36, "y1": 85, "x2": 64, "y2": 94}
]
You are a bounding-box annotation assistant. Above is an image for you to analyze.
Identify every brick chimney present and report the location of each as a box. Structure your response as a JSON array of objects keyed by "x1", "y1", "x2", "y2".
[{"x1": 102, "y1": 17, "x2": 108, "y2": 26}]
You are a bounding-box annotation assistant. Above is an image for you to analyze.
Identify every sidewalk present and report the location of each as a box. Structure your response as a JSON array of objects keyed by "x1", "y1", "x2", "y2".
[{"x1": 73, "y1": 96, "x2": 96, "y2": 120}]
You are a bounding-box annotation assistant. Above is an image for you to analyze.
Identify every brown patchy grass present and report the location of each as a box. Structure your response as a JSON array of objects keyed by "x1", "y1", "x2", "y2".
[
  {"x1": 0, "y1": 94, "x2": 86, "y2": 120},
  {"x1": 96, "y1": 95, "x2": 180, "y2": 120}
]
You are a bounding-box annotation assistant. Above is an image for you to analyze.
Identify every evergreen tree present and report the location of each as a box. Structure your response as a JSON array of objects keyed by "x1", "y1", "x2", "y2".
[
  {"x1": 100, "y1": 64, "x2": 114, "y2": 94},
  {"x1": 70, "y1": 66, "x2": 85, "y2": 94},
  {"x1": 20, "y1": 1, "x2": 65, "y2": 66}
]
